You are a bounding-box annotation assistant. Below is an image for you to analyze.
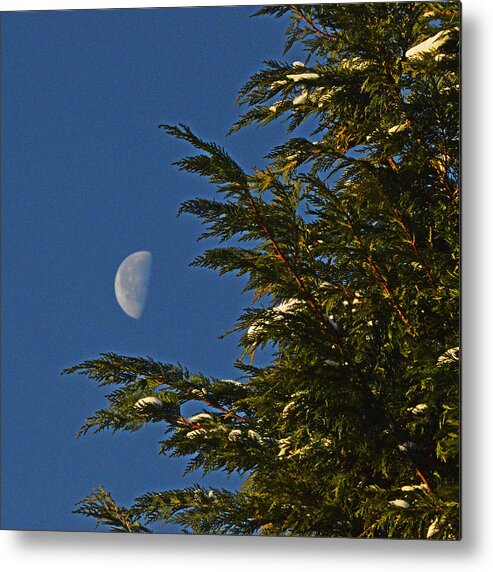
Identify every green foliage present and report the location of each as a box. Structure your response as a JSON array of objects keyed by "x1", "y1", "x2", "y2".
[
  {"x1": 65, "y1": 2, "x2": 460, "y2": 539},
  {"x1": 74, "y1": 485, "x2": 150, "y2": 533}
]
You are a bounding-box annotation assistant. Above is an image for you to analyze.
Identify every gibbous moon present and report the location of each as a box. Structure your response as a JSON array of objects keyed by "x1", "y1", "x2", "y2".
[{"x1": 114, "y1": 251, "x2": 152, "y2": 319}]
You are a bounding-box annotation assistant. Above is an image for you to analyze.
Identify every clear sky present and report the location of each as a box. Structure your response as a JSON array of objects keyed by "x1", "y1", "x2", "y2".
[{"x1": 1, "y1": 6, "x2": 304, "y2": 532}]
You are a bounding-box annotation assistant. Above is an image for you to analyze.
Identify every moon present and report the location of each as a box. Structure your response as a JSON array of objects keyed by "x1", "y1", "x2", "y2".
[{"x1": 114, "y1": 251, "x2": 152, "y2": 319}]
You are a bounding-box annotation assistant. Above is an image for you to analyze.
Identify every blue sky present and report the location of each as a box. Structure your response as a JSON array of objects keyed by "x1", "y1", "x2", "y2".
[{"x1": 1, "y1": 6, "x2": 304, "y2": 532}]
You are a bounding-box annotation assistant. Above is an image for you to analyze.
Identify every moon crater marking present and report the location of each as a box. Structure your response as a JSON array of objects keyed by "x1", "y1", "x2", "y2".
[{"x1": 114, "y1": 251, "x2": 152, "y2": 319}]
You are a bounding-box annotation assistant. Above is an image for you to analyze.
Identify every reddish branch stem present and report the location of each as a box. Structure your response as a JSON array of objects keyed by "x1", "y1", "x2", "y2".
[
  {"x1": 244, "y1": 183, "x2": 432, "y2": 495},
  {"x1": 203, "y1": 399, "x2": 248, "y2": 423},
  {"x1": 416, "y1": 468, "x2": 434, "y2": 497},
  {"x1": 244, "y1": 192, "x2": 342, "y2": 349},
  {"x1": 385, "y1": 157, "x2": 443, "y2": 288},
  {"x1": 367, "y1": 257, "x2": 410, "y2": 326},
  {"x1": 292, "y1": 5, "x2": 333, "y2": 40},
  {"x1": 386, "y1": 156, "x2": 399, "y2": 172},
  {"x1": 390, "y1": 207, "x2": 435, "y2": 284},
  {"x1": 431, "y1": 161, "x2": 458, "y2": 201},
  {"x1": 358, "y1": 524, "x2": 376, "y2": 538},
  {"x1": 343, "y1": 211, "x2": 413, "y2": 330},
  {"x1": 177, "y1": 417, "x2": 203, "y2": 430}
]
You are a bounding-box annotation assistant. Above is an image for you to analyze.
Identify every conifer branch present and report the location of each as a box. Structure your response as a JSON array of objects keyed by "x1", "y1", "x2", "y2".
[
  {"x1": 247, "y1": 177, "x2": 433, "y2": 497},
  {"x1": 366, "y1": 256, "x2": 411, "y2": 328},
  {"x1": 390, "y1": 207, "x2": 435, "y2": 284},
  {"x1": 177, "y1": 417, "x2": 204, "y2": 430},
  {"x1": 291, "y1": 5, "x2": 333, "y2": 40},
  {"x1": 243, "y1": 184, "x2": 343, "y2": 347},
  {"x1": 202, "y1": 399, "x2": 248, "y2": 423},
  {"x1": 415, "y1": 468, "x2": 434, "y2": 497},
  {"x1": 334, "y1": 197, "x2": 414, "y2": 331},
  {"x1": 380, "y1": 158, "x2": 440, "y2": 288}
]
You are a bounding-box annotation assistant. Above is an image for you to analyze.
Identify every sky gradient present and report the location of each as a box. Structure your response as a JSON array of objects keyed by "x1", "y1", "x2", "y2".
[{"x1": 1, "y1": 6, "x2": 304, "y2": 532}]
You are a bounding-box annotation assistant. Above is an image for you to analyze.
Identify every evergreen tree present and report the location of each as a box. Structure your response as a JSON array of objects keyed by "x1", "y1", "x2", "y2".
[{"x1": 64, "y1": 2, "x2": 460, "y2": 539}]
